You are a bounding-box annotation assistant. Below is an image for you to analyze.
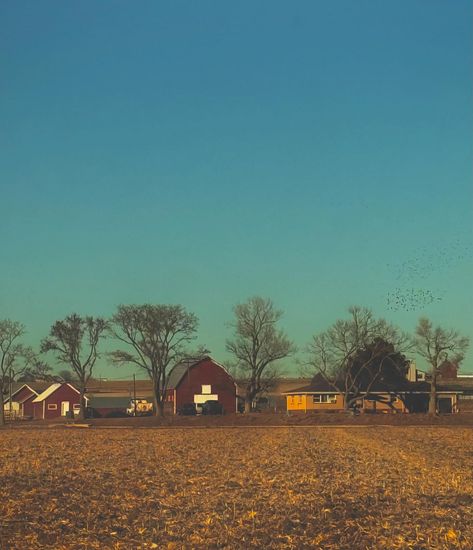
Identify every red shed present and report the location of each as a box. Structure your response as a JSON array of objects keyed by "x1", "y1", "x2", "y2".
[
  {"x1": 165, "y1": 356, "x2": 237, "y2": 414},
  {"x1": 32, "y1": 383, "x2": 85, "y2": 419},
  {"x1": 4, "y1": 383, "x2": 49, "y2": 418}
]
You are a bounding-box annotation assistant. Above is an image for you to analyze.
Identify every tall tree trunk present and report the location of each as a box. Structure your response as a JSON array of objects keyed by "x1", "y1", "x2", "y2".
[
  {"x1": 79, "y1": 386, "x2": 86, "y2": 421},
  {"x1": 244, "y1": 397, "x2": 252, "y2": 414},
  {"x1": 344, "y1": 391, "x2": 351, "y2": 411},
  {"x1": 0, "y1": 386, "x2": 5, "y2": 426},
  {"x1": 156, "y1": 401, "x2": 165, "y2": 417},
  {"x1": 428, "y1": 370, "x2": 437, "y2": 415},
  {"x1": 153, "y1": 385, "x2": 165, "y2": 417}
]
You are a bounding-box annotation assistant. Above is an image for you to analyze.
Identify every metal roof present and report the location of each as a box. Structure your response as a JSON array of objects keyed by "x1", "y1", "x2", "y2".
[
  {"x1": 166, "y1": 356, "x2": 233, "y2": 390},
  {"x1": 32, "y1": 383, "x2": 80, "y2": 403},
  {"x1": 85, "y1": 380, "x2": 153, "y2": 394},
  {"x1": 87, "y1": 396, "x2": 131, "y2": 408},
  {"x1": 166, "y1": 358, "x2": 201, "y2": 389}
]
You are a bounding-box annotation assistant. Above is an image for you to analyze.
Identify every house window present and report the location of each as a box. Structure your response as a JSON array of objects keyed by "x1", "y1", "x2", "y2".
[
  {"x1": 313, "y1": 394, "x2": 337, "y2": 404},
  {"x1": 202, "y1": 385, "x2": 211, "y2": 394},
  {"x1": 47, "y1": 404, "x2": 58, "y2": 411},
  {"x1": 297, "y1": 396, "x2": 303, "y2": 405},
  {"x1": 73, "y1": 404, "x2": 81, "y2": 410}
]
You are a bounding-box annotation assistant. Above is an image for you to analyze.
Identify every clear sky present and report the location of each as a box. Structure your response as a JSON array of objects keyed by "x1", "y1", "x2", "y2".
[{"x1": 1, "y1": 1, "x2": 472, "y2": 376}]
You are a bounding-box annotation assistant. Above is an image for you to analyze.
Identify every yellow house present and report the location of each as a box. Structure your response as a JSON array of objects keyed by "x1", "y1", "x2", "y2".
[
  {"x1": 285, "y1": 374, "x2": 346, "y2": 412},
  {"x1": 285, "y1": 373, "x2": 462, "y2": 414},
  {"x1": 285, "y1": 385, "x2": 408, "y2": 413}
]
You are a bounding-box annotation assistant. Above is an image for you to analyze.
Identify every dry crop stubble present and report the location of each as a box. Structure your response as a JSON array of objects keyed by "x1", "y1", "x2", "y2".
[{"x1": 0, "y1": 427, "x2": 472, "y2": 549}]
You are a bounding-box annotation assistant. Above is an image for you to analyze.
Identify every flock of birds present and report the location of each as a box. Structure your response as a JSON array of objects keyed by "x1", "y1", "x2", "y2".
[
  {"x1": 385, "y1": 239, "x2": 471, "y2": 312},
  {"x1": 386, "y1": 287, "x2": 443, "y2": 312}
]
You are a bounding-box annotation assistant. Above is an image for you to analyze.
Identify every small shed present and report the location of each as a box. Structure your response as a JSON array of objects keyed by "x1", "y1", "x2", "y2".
[
  {"x1": 32, "y1": 383, "x2": 86, "y2": 419},
  {"x1": 3, "y1": 383, "x2": 49, "y2": 418},
  {"x1": 166, "y1": 356, "x2": 237, "y2": 414}
]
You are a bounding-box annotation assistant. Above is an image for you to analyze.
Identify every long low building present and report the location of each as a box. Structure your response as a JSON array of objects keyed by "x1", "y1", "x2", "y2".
[{"x1": 285, "y1": 373, "x2": 464, "y2": 414}]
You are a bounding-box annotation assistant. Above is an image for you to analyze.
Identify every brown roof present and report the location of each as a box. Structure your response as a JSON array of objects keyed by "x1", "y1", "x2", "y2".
[
  {"x1": 284, "y1": 374, "x2": 337, "y2": 394},
  {"x1": 438, "y1": 378, "x2": 473, "y2": 393},
  {"x1": 85, "y1": 380, "x2": 153, "y2": 395},
  {"x1": 284, "y1": 373, "x2": 441, "y2": 395},
  {"x1": 268, "y1": 378, "x2": 312, "y2": 394}
]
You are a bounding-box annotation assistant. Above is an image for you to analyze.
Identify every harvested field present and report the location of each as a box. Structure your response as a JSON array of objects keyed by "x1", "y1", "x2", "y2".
[{"x1": 1, "y1": 427, "x2": 472, "y2": 549}]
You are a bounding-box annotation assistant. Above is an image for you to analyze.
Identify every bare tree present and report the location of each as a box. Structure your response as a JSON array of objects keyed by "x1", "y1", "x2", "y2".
[
  {"x1": 0, "y1": 320, "x2": 47, "y2": 425},
  {"x1": 226, "y1": 297, "x2": 295, "y2": 413},
  {"x1": 412, "y1": 318, "x2": 469, "y2": 414},
  {"x1": 41, "y1": 314, "x2": 108, "y2": 420},
  {"x1": 306, "y1": 307, "x2": 409, "y2": 411},
  {"x1": 16, "y1": 353, "x2": 52, "y2": 382},
  {"x1": 109, "y1": 304, "x2": 198, "y2": 417},
  {"x1": 56, "y1": 369, "x2": 76, "y2": 382}
]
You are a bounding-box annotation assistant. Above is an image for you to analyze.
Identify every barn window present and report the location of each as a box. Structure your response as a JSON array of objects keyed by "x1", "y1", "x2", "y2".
[
  {"x1": 47, "y1": 404, "x2": 58, "y2": 410},
  {"x1": 73, "y1": 404, "x2": 80, "y2": 410},
  {"x1": 202, "y1": 385, "x2": 211, "y2": 394}
]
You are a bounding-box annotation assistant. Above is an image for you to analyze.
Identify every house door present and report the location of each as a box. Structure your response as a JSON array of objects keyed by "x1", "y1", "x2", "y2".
[{"x1": 61, "y1": 401, "x2": 70, "y2": 416}]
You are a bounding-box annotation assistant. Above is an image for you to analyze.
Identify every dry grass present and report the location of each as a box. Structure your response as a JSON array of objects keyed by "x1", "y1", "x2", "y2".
[{"x1": 1, "y1": 427, "x2": 472, "y2": 548}]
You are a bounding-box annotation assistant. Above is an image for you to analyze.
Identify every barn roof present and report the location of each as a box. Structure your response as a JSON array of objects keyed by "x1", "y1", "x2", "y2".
[
  {"x1": 32, "y1": 383, "x2": 80, "y2": 403},
  {"x1": 166, "y1": 357, "x2": 203, "y2": 389},
  {"x1": 166, "y1": 356, "x2": 233, "y2": 390}
]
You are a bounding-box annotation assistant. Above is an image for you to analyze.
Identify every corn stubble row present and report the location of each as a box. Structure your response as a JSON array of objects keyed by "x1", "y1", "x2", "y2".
[{"x1": 1, "y1": 427, "x2": 472, "y2": 549}]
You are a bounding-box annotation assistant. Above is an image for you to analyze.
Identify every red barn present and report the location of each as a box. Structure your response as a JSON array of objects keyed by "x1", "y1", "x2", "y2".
[
  {"x1": 166, "y1": 356, "x2": 237, "y2": 414},
  {"x1": 32, "y1": 383, "x2": 85, "y2": 419}
]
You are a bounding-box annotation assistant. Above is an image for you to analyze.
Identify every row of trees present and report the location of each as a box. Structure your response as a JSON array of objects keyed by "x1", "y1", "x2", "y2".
[
  {"x1": 306, "y1": 307, "x2": 469, "y2": 414},
  {"x1": 0, "y1": 298, "x2": 469, "y2": 424}
]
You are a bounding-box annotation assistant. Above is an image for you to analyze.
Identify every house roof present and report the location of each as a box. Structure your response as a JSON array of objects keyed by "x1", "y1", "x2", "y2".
[
  {"x1": 285, "y1": 373, "x2": 340, "y2": 394},
  {"x1": 284, "y1": 372, "x2": 466, "y2": 395},
  {"x1": 265, "y1": 378, "x2": 312, "y2": 395},
  {"x1": 32, "y1": 383, "x2": 80, "y2": 403},
  {"x1": 438, "y1": 378, "x2": 473, "y2": 393}
]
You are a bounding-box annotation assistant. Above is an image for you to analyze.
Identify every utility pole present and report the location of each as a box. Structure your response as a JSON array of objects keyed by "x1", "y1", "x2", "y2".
[
  {"x1": 9, "y1": 366, "x2": 12, "y2": 421},
  {"x1": 133, "y1": 374, "x2": 137, "y2": 417}
]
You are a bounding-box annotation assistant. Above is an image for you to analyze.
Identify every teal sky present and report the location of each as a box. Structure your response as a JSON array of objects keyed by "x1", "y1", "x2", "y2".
[{"x1": 1, "y1": 1, "x2": 472, "y2": 376}]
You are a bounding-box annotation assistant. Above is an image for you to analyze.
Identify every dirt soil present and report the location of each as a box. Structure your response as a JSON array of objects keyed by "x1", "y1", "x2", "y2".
[{"x1": 1, "y1": 426, "x2": 472, "y2": 548}]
